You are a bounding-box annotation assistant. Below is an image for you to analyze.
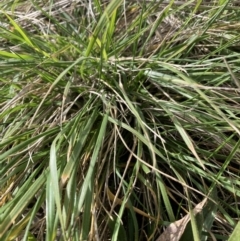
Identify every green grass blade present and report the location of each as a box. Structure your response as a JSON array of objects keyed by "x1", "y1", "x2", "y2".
[
  {"x1": 77, "y1": 106, "x2": 109, "y2": 214},
  {"x1": 228, "y1": 222, "x2": 240, "y2": 241}
]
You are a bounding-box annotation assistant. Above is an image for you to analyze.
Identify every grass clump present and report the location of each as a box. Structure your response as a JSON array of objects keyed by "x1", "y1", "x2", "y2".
[{"x1": 1, "y1": 0, "x2": 240, "y2": 240}]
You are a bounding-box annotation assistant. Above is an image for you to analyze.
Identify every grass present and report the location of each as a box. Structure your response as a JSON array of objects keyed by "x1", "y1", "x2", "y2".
[{"x1": 0, "y1": 0, "x2": 240, "y2": 240}]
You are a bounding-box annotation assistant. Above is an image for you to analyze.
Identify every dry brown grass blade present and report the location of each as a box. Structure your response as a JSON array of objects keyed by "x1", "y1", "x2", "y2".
[
  {"x1": 156, "y1": 198, "x2": 207, "y2": 241},
  {"x1": 106, "y1": 186, "x2": 156, "y2": 221}
]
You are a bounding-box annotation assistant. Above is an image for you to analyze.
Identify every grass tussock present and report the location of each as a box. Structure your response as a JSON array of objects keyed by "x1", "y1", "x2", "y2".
[{"x1": 1, "y1": 0, "x2": 240, "y2": 240}]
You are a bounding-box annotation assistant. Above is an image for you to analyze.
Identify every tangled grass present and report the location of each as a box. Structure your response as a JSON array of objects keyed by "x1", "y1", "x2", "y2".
[{"x1": 0, "y1": 0, "x2": 240, "y2": 240}]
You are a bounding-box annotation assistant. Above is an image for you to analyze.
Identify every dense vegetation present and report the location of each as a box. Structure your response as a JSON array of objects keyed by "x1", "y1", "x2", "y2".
[{"x1": 1, "y1": 0, "x2": 240, "y2": 240}]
